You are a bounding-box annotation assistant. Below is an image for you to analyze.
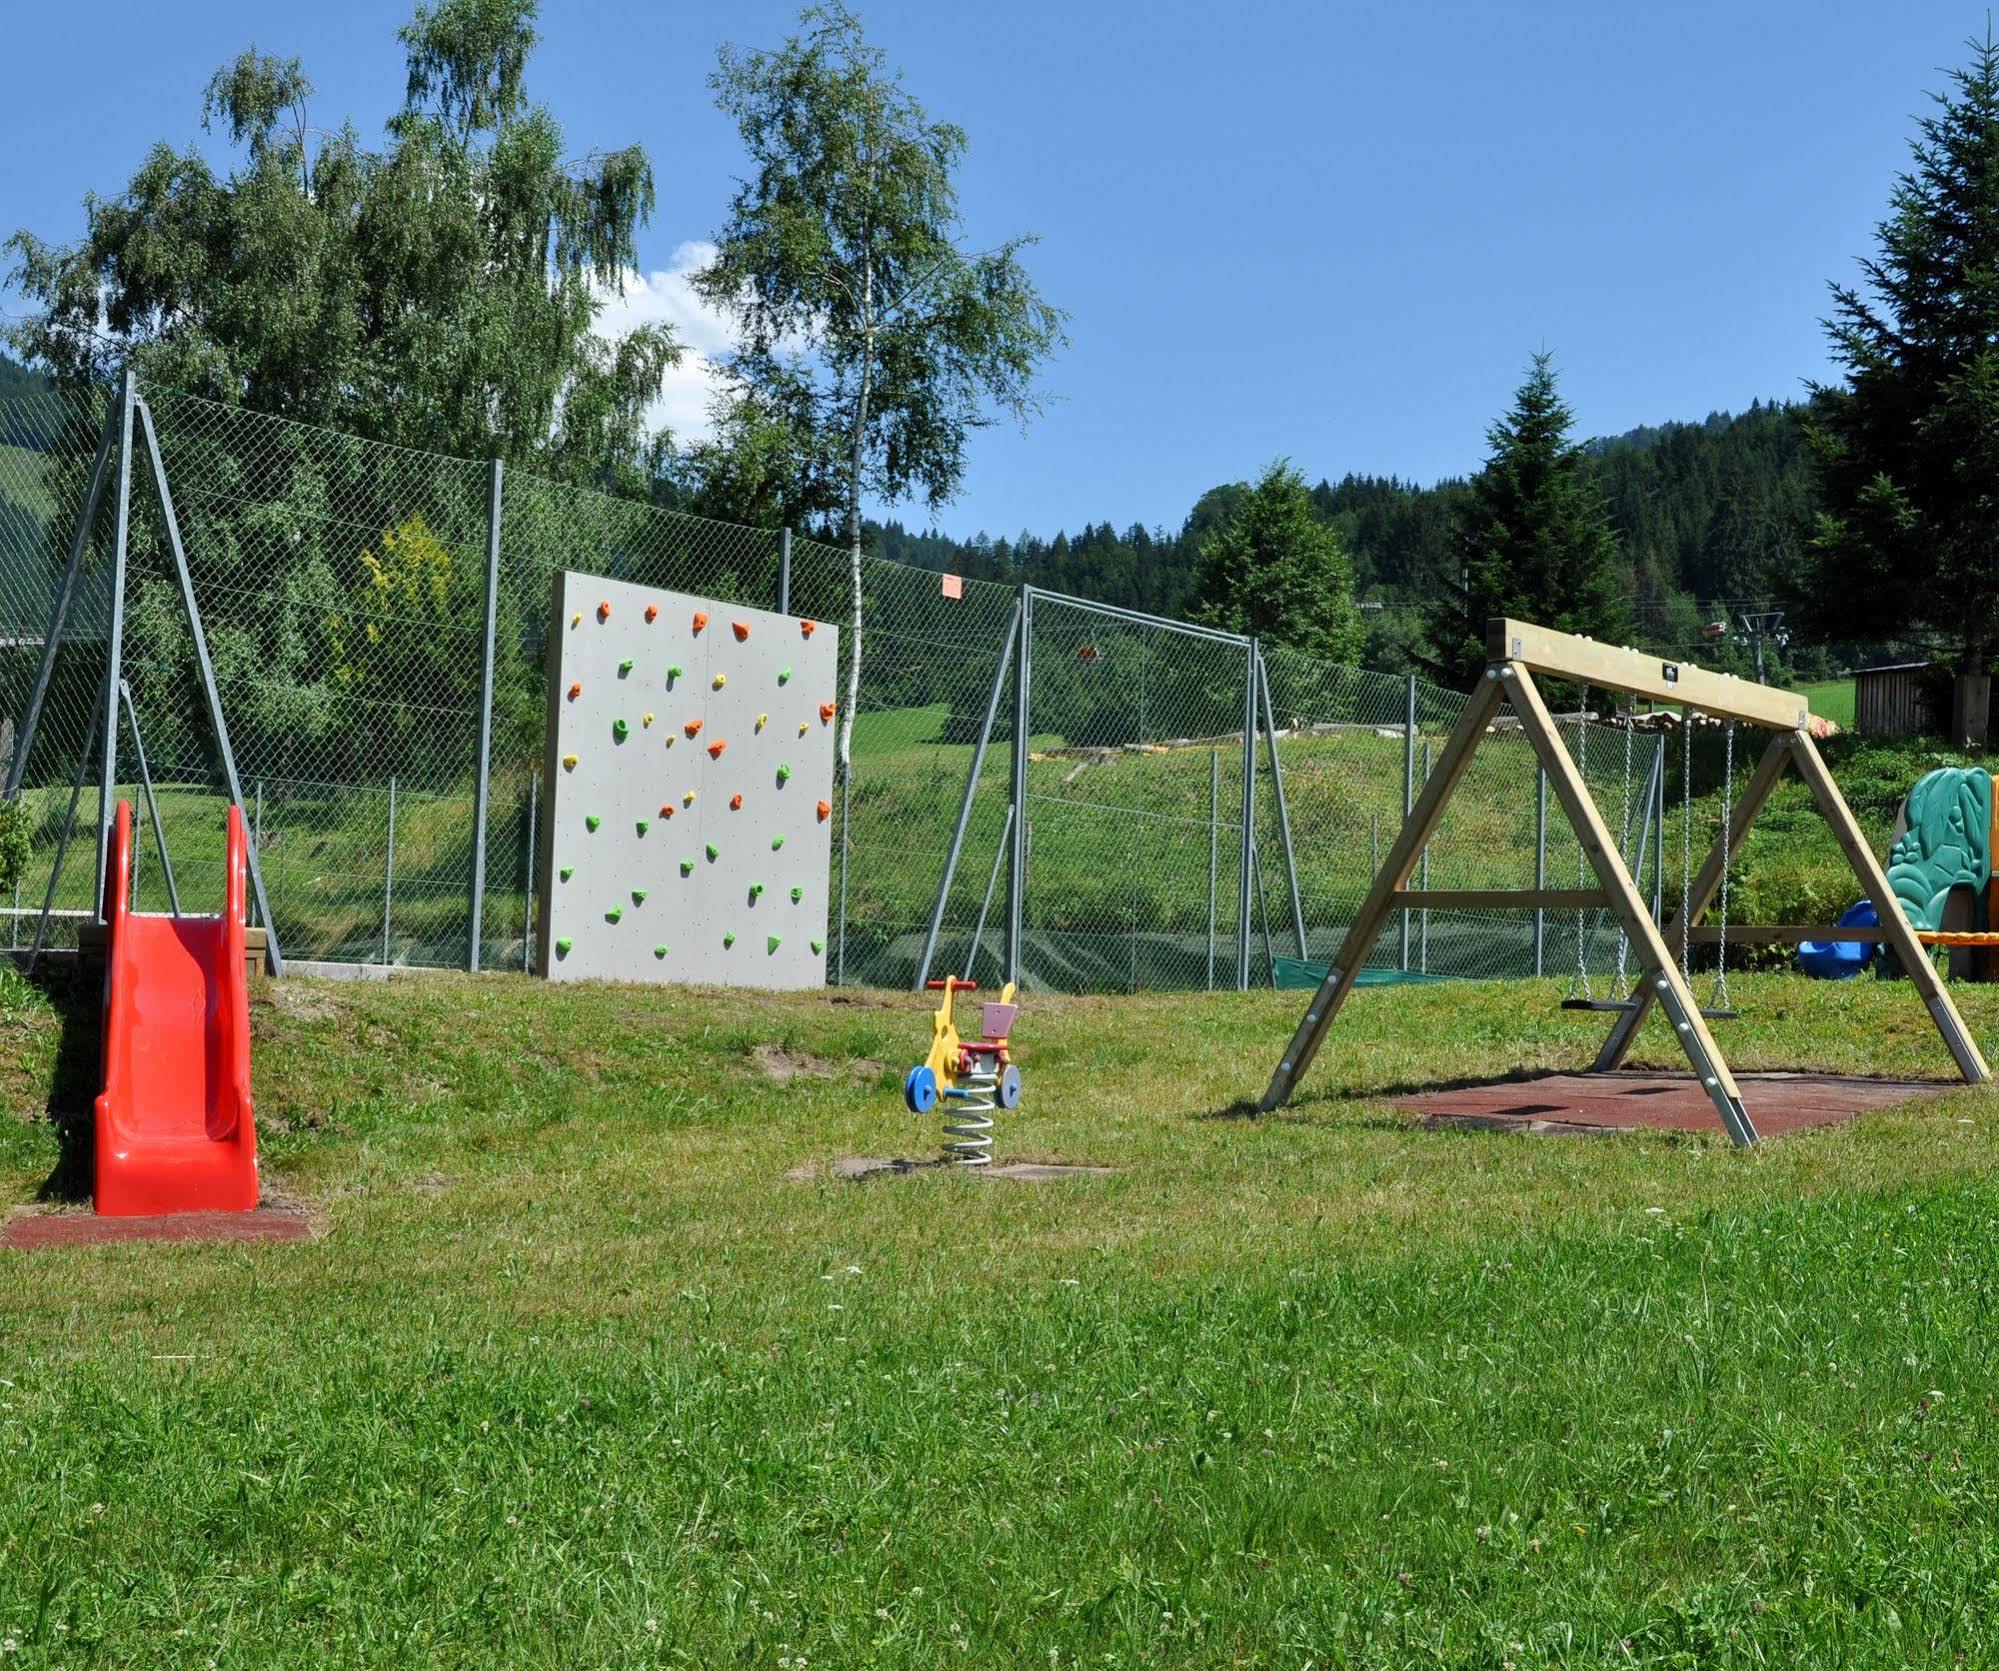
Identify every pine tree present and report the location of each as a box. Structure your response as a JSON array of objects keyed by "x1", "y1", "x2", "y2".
[
  {"x1": 1190, "y1": 460, "x2": 1363, "y2": 660},
  {"x1": 1799, "y1": 30, "x2": 1999, "y2": 741},
  {"x1": 1427, "y1": 353, "x2": 1629, "y2": 687}
]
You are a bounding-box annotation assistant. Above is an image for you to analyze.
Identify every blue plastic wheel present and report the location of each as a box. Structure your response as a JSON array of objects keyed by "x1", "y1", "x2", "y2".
[
  {"x1": 997, "y1": 1064, "x2": 1023, "y2": 1109},
  {"x1": 904, "y1": 1064, "x2": 938, "y2": 1113}
]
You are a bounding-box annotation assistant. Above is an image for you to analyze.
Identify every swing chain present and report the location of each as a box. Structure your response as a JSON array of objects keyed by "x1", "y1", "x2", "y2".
[
  {"x1": 1680, "y1": 713, "x2": 1694, "y2": 981},
  {"x1": 1571, "y1": 687, "x2": 1593, "y2": 1001},
  {"x1": 1611, "y1": 693, "x2": 1638, "y2": 999},
  {"x1": 1712, "y1": 717, "x2": 1736, "y2": 1013}
]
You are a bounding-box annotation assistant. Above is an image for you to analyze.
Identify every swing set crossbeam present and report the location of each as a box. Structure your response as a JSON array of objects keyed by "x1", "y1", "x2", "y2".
[{"x1": 1259, "y1": 618, "x2": 1992, "y2": 1147}]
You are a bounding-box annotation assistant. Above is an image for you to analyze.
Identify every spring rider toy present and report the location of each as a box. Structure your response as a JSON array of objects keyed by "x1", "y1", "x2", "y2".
[{"x1": 902, "y1": 976, "x2": 1021, "y2": 1165}]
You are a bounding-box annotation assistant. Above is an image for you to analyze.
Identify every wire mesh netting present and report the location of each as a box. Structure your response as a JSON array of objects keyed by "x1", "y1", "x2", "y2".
[{"x1": 1, "y1": 375, "x2": 1705, "y2": 994}]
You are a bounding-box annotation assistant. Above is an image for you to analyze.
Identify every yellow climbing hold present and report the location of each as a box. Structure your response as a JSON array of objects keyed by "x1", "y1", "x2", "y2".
[
  {"x1": 713, "y1": 673, "x2": 727, "y2": 690},
  {"x1": 756, "y1": 712, "x2": 768, "y2": 731},
  {"x1": 562, "y1": 753, "x2": 578, "y2": 770},
  {"x1": 571, "y1": 611, "x2": 582, "y2": 627},
  {"x1": 642, "y1": 712, "x2": 654, "y2": 728}
]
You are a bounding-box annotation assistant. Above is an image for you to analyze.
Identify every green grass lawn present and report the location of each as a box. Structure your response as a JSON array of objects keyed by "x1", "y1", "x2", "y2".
[
  {"x1": 5, "y1": 964, "x2": 1999, "y2": 1664},
  {"x1": 1801, "y1": 677, "x2": 1857, "y2": 730}
]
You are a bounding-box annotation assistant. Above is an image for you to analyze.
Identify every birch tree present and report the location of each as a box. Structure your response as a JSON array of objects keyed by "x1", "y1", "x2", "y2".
[{"x1": 697, "y1": 4, "x2": 1066, "y2": 781}]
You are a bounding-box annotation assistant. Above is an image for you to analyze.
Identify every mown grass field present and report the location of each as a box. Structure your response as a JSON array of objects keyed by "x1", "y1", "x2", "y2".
[{"x1": 5, "y1": 963, "x2": 1999, "y2": 1664}]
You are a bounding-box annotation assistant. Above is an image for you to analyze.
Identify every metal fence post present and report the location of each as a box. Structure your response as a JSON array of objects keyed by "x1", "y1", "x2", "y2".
[
  {"x1": 382, "y1": 776, "x2": 397, "y2": 966},
  {"x1": 1207, "y1": 747, "x2": 1219, "y2": 991},
  {"x1": 1419, "y1": 740, "x2": 1431, "y2": 974},
  {"x1": 468, "y1": 458, "x2": 503, "y2": 972},
  {"x1": 1237, "y1": 638, "x2": 1256, "y2": 991},
  {"x1": 1533, "y1": 766, "x2": 1548, "y2": 976},
  {"x1": 778, "y1": 527, "x2": 792, "y2": 615},
  {"x1": 1400, "y1": 675, "x2": 1416, "y2": 973},
  {"x1": 1005, "y1": 587, "x2": 1033, "y2": 986},
  {"x1": 93, "y1": 369, "x2": 138, "y2": 916},
  {"x1": 524, "y1": 767, "x2": 539, "y2": 973}
]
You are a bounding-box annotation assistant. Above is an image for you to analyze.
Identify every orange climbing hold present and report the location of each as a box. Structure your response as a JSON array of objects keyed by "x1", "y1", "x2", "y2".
[
  {"x1": 708, "y1": 739, "x2": 728, "y2": 760},
  {"x1": 598, "y1": 600, "x2": 612, "y2": 621},
  {"x1": 732, "y1": 620, "x2": 750, "y2": 641},
  {"x1": 819, "y1": 701, "x2": 837, "y2": 723},
  {"x1": 730, "y1": 793, "x2": 744, "y2": 810},
  {"x1": 568, "y1": 682, "x2": 582, "y2": 700},
  {"x1": 659, "y1": 803, "x2": 675, "y2": 819},
  {"x1": 685, "y1": 718, "x2": 704, "y2": 737},
  {"x1": 693, "y1": 611, "x2": 710, "y2": 633},
  {"x1": 645, "y1": 603, "x2": 659, "y2": 623},
  {"x1": 800, "y1": 619, "x2": 817, "y2": 637},
  {"x1": 817, "y1": 799, "x2": 831, "y2": 822}
]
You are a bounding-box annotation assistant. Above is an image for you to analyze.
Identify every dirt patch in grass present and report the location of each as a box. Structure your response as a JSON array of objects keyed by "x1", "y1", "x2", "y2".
[{"x1": 754, "y1": 1042, "x2": 886, "y2": 1083}]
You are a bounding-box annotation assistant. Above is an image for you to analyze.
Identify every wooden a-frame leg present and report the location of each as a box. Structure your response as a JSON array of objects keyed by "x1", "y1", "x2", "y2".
[
  {"x1": 1593, "y1": 733, "x2": 1793, "y2": 1072},
  {"x1": 1259, "y1": 670, "x2": 1507, "y2": 1111},
  {"x1": 1509, "y1": 665, "x2": 1759, "y2": 1145},
  {"x1": 1788, "y1": 730, "x2": 1991, "y2": 1084}
]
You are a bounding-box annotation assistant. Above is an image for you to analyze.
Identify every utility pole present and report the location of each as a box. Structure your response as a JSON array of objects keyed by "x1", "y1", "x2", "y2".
[{"x1": 1737, "y1": 610, "x2": 1785, "y2": 685}]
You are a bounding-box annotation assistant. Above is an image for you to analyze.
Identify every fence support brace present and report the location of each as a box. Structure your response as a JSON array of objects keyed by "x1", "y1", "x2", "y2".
[
  {"x1": 135, "y1": 391, "x2": 285, "y2": 973},
  {"x1": 1256, "y1": 646, "x2": 1307, "y2": 958},
  {"x1": 1005, "y1": 587, "x2": 1034, "y2": 985},
  {"x1": 914, "y1": 597, "x2": 1021, "y2": 988}
]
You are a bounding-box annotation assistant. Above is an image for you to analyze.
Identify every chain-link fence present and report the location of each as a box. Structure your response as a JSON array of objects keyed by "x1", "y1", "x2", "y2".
[{"x1": 3, "y1": 374, "x2": 1680, "y2": 992}]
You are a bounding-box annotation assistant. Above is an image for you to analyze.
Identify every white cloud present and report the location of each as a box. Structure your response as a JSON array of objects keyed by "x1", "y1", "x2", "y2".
[{"x1": 594, "y1": 239, "x2": 738, "y2": 445}]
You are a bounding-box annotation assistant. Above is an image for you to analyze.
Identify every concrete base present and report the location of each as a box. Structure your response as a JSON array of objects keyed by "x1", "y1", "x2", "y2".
[{"x1": 794, "y1": 1156, "x2": 1118, "y2": 1182}]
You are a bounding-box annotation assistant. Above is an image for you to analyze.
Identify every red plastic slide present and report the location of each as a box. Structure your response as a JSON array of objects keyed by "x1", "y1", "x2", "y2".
[{"x1": 94, "y1": 799, "x2": 259, "y2": 1216}]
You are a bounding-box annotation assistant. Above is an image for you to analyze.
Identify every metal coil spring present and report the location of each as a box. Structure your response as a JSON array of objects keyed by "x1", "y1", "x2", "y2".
[{"x1": 940, "y1": 1061, "x2": 997, "y2": 1165}]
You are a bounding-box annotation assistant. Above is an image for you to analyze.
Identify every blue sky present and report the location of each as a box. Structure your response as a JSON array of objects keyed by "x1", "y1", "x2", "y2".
[{"x1": 0, "y1": 1, "x2": 1983, "y2": 540}]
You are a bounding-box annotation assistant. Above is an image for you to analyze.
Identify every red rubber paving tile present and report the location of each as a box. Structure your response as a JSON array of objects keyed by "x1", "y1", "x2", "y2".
[
  {"x1": 0, "y1": 1208, "x2": 313, "y2": 1248},
  {"x1": 1394, "y1": 1071, "x2": 1950, "y2": 1139}
]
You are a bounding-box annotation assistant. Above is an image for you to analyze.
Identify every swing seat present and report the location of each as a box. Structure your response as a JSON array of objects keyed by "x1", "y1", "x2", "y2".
[{"x1": 1561, "y1": 996, "x2": 1737, "y2": 1019}]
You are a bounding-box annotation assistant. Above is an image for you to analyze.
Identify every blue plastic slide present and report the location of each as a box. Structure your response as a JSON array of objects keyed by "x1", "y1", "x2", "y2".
[{"x1": 1797, "y1": 900, "x2": 1880, "y2": 979}]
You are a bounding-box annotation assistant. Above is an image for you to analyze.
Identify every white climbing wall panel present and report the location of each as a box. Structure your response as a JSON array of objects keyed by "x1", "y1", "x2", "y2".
[{"x1": 534, "y1": 572, "x2": 840, "y2": 987}]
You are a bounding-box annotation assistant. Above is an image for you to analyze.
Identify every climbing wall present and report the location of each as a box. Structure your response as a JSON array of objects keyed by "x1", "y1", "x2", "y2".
[{"x1": 534, "y1": 573, "x2": 840, "y2": 988}]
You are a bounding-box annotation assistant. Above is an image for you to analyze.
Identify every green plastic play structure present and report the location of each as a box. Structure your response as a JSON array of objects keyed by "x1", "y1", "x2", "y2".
[{"x1": 1886, "y1": 766, "x2": 1993, "y2": 932}]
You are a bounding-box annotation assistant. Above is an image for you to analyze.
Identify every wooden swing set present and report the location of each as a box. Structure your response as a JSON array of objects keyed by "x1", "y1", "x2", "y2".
[{"x1": 1261, "y1": 618, "x2": 1991, "y2": 1145}]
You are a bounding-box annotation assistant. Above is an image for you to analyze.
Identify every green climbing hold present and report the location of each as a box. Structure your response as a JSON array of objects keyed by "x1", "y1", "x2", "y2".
[
  {"x1": 680, "y1": 859, "x2": 694, "y2": 876},
  {"x1": 771, "y1": 834, "x2": 786, "y2": 850},
  {"x1": 778, "y1": 666, "x2": 792, "y2": 684},
  {"x1": 654, "y1": 944, "x2": 668, "y2": 958},
  {"x1": 767, "y1": 934, "x2": 782, "y2": 954},
  {"x1": 585, "y1": 813, "x2": 601, "y2": 832},
  {"x1": 555, "y1": 936, "x2": 573, "y2": 956},
  {"x1": 777, "y1": 762, "x2": 792, "y2": 783},
  {"x1": 667, "y1": 663, "x2": 684, "y2": 679},
  {"x1": 635, "y1": 817, "x2": 649, "y2": 835},
  {"x1": 790, "y1": 886, "x2": 802, "y2": 903},
  {"x1": 632, "y1": 889, "x2": 647, "y2": 904},
  {"x1": 559, "y1": 866, "x2": 574, "y2": 882},
  {"x1": 613, "y1": 717, "x2": 629, "y2": 740},
  {"x1": 750, "y1": 882, "x2": 764, "y2": 899},
  {"x1": 605, "y1": 905, "x2": 623, "y2": 923},
  {"x1": 723, "y1": 931, "x2": 736, "y2": 948},
  {"x1": 619, "y1": 658, "x2": 634, "y2": 674},
  {"x1": 810, "y1": 938, "x2": 825, "y2": 954},
  {"x1": 706, "y1": 843, "x2": 719, "y2": 861}
]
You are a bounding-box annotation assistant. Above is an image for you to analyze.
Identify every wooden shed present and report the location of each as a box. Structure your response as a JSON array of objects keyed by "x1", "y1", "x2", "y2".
[{"x1": 1854, "y1": 661, "x2": 1930, "y2": 738}]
